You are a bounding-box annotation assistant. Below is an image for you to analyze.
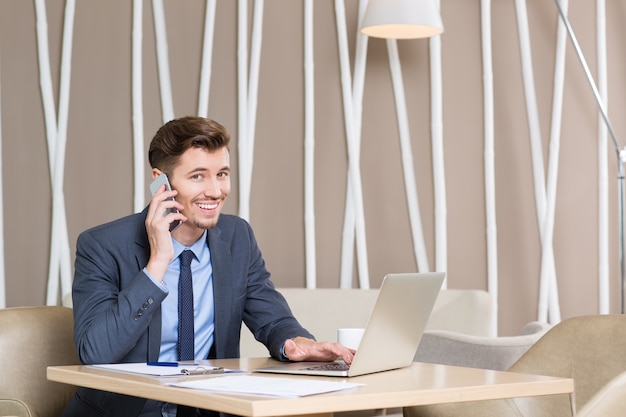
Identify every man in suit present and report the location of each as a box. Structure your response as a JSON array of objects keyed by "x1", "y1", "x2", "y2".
[{"x1": 61, "y1": 116, "x2": 354, "y2": 417}]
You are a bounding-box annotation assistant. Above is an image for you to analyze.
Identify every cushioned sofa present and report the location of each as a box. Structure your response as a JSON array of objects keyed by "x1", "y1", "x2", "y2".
[{"x1": 240, "y1": 287, "x2": 546, "y2": 371}]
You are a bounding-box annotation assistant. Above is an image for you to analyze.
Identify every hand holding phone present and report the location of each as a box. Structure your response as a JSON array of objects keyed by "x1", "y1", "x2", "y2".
[{"x1": 149, "y1": 173, "x2": 183, "y2": 232}]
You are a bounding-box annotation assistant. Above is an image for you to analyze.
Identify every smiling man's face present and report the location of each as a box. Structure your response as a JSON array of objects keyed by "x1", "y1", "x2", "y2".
[{"x1": 167, "y1": 146, "x2": 231, "y2": 239}]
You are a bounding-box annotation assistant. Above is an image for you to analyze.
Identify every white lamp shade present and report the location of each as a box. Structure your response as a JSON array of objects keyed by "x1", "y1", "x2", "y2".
[{"x1": 360, "y1": 0, "x2": 444, "y2": 39}]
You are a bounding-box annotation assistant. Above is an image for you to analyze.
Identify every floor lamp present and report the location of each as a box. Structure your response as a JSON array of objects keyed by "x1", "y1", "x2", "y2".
[{"x1": 553, "y1": 0, "x2": 626, "y2": 314}]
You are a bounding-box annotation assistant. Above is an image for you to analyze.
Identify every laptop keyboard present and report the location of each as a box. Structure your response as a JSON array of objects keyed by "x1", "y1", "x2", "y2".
[{"x1": 303, "y1": 362, "x2": 350, "y2": 371}]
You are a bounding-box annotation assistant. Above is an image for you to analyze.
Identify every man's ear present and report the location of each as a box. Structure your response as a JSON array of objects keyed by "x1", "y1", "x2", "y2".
[{"x1": 151, "y1": 168, "x2": 162, "y2": 180}]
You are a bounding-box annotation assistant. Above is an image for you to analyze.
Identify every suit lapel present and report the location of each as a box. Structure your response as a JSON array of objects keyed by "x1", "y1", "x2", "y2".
[
  {"x1": 207, "y1": 225, "x2": 232, "y2": 358},
  {"x1": 133, "y1": 207, "x2": 151, "y2": 268}
]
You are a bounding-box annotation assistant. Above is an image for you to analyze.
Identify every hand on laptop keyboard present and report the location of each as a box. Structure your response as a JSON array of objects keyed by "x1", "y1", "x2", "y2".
[{"x1": 283, "y1": 336, "x2": 356, "y2": 364}]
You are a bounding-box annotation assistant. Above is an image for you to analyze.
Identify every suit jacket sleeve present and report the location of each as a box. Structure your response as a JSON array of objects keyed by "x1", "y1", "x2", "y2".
[
  {"x1": 209, "y1": 215, "x2": 314, "y2": 360},
  {"x1": 71, "y1": 211, "x2": 166, "y2": 365}
]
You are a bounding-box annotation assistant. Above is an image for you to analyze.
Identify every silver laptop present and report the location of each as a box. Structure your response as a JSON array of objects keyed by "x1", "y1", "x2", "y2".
[{"x1": 254, "y1": 272, "x2": 445, "y2": 377}]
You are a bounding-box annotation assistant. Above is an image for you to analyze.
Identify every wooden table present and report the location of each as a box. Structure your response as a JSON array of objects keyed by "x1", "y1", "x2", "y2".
[{"x1": 48, "y1": 358, "x2": 574, "y2": 417}]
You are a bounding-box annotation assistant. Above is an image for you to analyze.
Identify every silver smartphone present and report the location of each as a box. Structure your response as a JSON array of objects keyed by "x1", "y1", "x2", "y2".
[{"x1": 149, "y1": 173, "x2": 182, "y2": 232}]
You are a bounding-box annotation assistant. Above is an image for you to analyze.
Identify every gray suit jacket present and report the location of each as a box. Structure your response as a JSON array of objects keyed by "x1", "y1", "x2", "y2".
[{"x1": 61, "y1": 208, "x2": 313, "y2": 417}]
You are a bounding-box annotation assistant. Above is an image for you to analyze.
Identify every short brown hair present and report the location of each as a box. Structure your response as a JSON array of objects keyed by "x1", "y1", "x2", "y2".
[{"x1": 148, "y1": 116, "x2": 230, "y2": 175}]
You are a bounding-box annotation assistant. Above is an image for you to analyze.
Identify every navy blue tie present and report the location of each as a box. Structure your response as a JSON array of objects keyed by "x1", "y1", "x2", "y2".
[{"x1": 177, "y1": 249, "x2": 195, "y2": 361}]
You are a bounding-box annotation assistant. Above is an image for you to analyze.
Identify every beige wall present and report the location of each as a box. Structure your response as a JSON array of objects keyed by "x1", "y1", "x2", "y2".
[{"x1": 1, "y1": 0, "x2": 625, "y2": 335}]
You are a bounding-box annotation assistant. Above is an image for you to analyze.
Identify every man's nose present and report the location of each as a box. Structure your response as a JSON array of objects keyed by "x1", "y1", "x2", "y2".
[{"x1": 204, "y1": 178, "x2": 221, "y2": 196}]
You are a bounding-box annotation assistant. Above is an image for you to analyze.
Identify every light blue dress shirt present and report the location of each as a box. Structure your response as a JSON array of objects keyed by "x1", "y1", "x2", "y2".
[{"x1": 146, "y1": 230, "x2": 215, "y2": 362}]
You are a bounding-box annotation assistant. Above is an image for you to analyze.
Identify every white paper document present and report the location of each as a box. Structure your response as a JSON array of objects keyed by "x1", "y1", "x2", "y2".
[{"x1": 170, "y1": 374, "x2": 363, "y2": 397}]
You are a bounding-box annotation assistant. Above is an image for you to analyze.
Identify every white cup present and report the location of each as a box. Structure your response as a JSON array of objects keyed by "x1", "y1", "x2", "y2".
[{"x1": 337, "y1": 328, "x2": 365, "y2": 350}]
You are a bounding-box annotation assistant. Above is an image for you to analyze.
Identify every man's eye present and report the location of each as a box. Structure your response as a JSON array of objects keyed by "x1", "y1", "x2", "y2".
[
  {"x1": 217, "y1": 172, "x2": 229, "y2": 179},
  {"x1": 191, "y1": 174, "x2": 202, "y2": 180}
]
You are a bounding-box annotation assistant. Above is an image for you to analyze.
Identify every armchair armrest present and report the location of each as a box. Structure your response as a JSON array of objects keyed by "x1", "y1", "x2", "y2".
[
  {"x1": 415, "y1": 321, "x2": 551, "y2": 370},
  {"x1": 0, "y1": 398, "x2": 35, "y2": 417}
]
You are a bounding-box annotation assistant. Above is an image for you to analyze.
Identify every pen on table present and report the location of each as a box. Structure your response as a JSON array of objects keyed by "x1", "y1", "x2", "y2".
[{"x1": 147, "y1": 361, "x2": 179, "y2": 367}]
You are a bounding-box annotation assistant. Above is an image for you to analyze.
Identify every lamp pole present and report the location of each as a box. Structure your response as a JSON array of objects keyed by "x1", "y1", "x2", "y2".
[{"x1": 553, "y1": 0, "x2": 626, "y2": 314}]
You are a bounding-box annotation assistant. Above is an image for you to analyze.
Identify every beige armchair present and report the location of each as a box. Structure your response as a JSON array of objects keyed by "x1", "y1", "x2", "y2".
[
  {"x1": 405, "y1": 314, "x2": 626, "y2": 417},
  {"x1": 414, "y1": 321, "x2": 551, "y2": 370},
  {"x1": 0, "y1": 306, "x2": 79, "y2": 417},
  {"x1": 575, "y1": 369, "x2": 626, "y2": 417}
]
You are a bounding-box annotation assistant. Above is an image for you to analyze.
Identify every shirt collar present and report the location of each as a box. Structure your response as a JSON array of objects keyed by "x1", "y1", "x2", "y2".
[{"x1": 172, "y1": 229, "x2": 208, "y2": 261}]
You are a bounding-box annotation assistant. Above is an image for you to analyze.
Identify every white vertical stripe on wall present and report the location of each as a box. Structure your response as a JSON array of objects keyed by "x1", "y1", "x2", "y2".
[
  {"x1": 515, "y1": 0, "x2": 560, "y2": 323},
  {"x1": 339, "y1": 0, "x2": 369, "y2": 289},
  {"x1": 481, "y1": 0, "x2": 498, "y2": 334},
  {"x1": 197, "y1": 0, "x2": 217, "y2": 118},
  {"x1": 0, "y1": 55, "x2": 5, "y2": 309},
  {"x1": 335, "y1": 0, "x2": 369, "y2": 289},
  {"x1": 153, "y1": 0, "x2": 174, "y2": 123},
  {"x1": 540, "y1": 0, "x2": 568, "y2": 325},
  {"x1": 430, "y1": 1, "x2": 446, "y2": 282},
  {"x1": 386, "y1": 39, "x2": 430, "y2": 273},
  {"x1": 132, "y1": 0, "x2": 145, "y2": 213},
  {"x1": 237, "y1": 0, "x2": 249, "y2": 220},
  {"x1": 50, "y1": 0, "x2": 72, "y2": 305},
  {"x1": 304, "y1": 0, "x2": 316, "y2": 288},
  {"x1": 539, "y1": 0, "x2": 567, "y2": 324},
  {"x1": 51, "y1": 0, "x2": 75, "y2": 306},
  {"x1": 596, "y1": 0, "x2": 610, "y2": 314},
  {"x1": 350, "y1": 0, "x2": 367, "y2": 162},
  {"x1": 35, "y1": 1, "x2": 58, "y2": 300},
  {"x1": 34, "y1": 0, "x2": 57, "y2": 151},
  {"x1": 246, "y1": 0, "x2": 264, "y2": 204},
  {"x1": 0, "y1": 1, "x2": 619, "y2": 316},
  {"x1": 237, "y1": 1, "x2": 264, "y2": 222},
  {"x1": 35, "y1": 0, "x2": 74, "y2": 306},
  {"x1": 515, "y1": 0, "x2": 545, "y2": 291},
  {"x1": 338, "y1": 0, "x2": 368, "y2": 289}
]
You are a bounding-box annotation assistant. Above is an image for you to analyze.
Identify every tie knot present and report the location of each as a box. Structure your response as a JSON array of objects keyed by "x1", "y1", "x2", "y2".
[{"x1": 180, "y1": 249, "x2": 194, "y2": 268}]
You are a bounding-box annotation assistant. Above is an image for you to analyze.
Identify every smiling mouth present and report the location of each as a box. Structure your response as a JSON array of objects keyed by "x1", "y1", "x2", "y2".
[{"x1": 197, "y1": 202, "x2": 220, "y2": 210}]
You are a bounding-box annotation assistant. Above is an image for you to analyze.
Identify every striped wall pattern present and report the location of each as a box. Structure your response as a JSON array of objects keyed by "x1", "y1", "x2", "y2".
[{"x1": 0, "y1": 1, "x2": 617, "y2": 329}]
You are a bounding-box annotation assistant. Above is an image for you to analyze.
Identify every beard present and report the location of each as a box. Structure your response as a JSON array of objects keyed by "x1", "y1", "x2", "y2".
[{"x1": 192, "y1": 215, "x2": 220, "y2": 230}]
